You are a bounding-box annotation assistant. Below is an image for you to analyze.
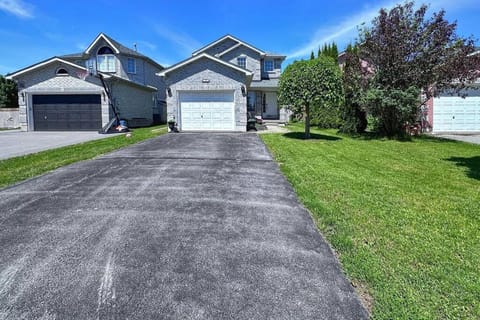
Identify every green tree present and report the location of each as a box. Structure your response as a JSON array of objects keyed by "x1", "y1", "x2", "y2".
[
  {"x1": 359, "y1": 1, "x2": 480, "y2": 136},
  {"x1": 0, "y1": 75, "x2": 18, "y2": 108},
  {"x1": 278, "y1": 56, "x2": 344, "y2": 138},
  {"x1": 340, "y1": 44, "x2": 367, "y2": 133},
  {"x1": 318, "y1": 42, "x2": 339, "y2": 62},
  {"x1": 310, "y1": 51, "x2": 315, "y2": 60}
]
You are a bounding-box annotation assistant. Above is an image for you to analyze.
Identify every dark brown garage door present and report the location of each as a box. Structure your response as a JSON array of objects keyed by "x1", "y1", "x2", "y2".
[{"x1": 32, "y1": 94, "x2": 102, "y2": 131}]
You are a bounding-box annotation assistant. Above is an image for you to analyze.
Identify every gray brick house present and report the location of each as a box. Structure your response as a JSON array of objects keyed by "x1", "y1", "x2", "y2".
[
  {"x1": 7, "y1": 33, "x2": 165, "y2": 131},
  {"x1": 158, "y1": 35, "x2": 287, "y2": 132}
]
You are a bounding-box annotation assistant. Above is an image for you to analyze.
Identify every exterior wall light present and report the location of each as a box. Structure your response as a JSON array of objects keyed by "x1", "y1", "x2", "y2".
[
  {"x1": 241, "y1": 85, "x2": 246, "y2": 96},
  {"x1": 167, "y1": 87, "x2": 172, "y2": 97}
]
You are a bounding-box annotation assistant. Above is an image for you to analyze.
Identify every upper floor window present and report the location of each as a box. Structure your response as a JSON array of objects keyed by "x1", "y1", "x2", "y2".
[
  {"x1": 97, "y1": 46, "x2": 115, "y2": 72},
  {"x1": 127, "y1": 58, "x2": 136, "y2": 74},
  {"x1": 264, "y1": 60, "x2": 274, "y2": 72},
  {"x1": 56, "y1": 68, "x2": 68, "y2": 76},
  {"x1": 274, "y1": 59, "x2": 282, "y2": 70},
  {"x1": 237, "y1": 56, "x2": 246, "y2": 69}
]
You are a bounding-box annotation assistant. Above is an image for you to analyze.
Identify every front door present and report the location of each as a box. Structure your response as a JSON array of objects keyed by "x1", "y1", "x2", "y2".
[{"x1": 263, "y1": 92, "x2": 279, "y2": 119}]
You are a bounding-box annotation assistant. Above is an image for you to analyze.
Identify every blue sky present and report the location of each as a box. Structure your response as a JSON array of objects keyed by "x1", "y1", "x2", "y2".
[{"x1": 0, "y1": 0, "x2": 479, "y2": 75}]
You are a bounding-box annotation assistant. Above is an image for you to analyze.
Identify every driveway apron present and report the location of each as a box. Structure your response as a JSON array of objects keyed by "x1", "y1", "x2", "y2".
[{"x1": 0, "y1": 133, "x2": 368, "y2": 319}]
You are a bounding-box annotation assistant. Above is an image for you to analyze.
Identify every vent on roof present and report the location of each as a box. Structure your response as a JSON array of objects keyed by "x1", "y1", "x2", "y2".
[{"x1": 56, "y1": 68, "x2": 69, "y2": 76}]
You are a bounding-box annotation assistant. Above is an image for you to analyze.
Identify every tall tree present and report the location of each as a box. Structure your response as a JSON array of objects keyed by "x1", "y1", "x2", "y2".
[
  {"x1": 359, "y1": 1, "x2": 480, "y2": 136},
  {"x1": 278, "y1": 56, "x2": 344, "y2": 138},
  {"x1": 0, "y1": 75, "x2": 18, "y2": 108},
  {"x1": 340, "y1": 44, "x2": 368, "y2": 133},
  {"x1": 310, "y1": 51, "x2": 315, "y2": 60}
]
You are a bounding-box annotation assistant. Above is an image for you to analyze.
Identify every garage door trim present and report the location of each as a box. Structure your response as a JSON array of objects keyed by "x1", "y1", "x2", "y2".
[
  {"x1": 179, "y1": 91, "x2": 235, "y2": 131},
  {"x1": 32, "y1": 94, "x2": 102, "y2": 131},
  {"x1": 433, "y1": 96, "x2": 480, "y2": 133}
]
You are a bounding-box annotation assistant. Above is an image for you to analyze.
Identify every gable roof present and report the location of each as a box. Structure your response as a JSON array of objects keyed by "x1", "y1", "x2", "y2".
[
  {"x1": 84, "y1": 33, "x2": 164, "y2": 69},
  {"x1": 6, "y1": 57, "x2": 88, "y2": 79},
  {"x1": 192, "y1": 34, "x2": 266, "y2": 57},
  {"x1": 157, "y1": 53, "x2": 253, "y2": 78},
  {"x1": 6, "y1": 56, "x2": 157, "y2": 92}
]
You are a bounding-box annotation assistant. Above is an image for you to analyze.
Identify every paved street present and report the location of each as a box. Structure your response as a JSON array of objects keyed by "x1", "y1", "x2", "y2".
[
  {"x1": 0, "y1": 133, "x2": 367, "y2": 319},
  {"x1": 0, "y1": 130, "x2": 115, "y2": 160}
]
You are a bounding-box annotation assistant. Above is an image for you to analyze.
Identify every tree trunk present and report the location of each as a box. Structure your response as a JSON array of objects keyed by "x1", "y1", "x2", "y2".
[{"x1": 305, "y1": 103, "x2": 311, "y2": 139}]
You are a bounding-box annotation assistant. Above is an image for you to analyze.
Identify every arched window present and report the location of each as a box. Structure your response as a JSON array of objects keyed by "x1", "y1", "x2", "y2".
[
  {"x1": 97, "y1": 46, "x2": 115, "y2": 72},
  {"x1": 56, "y1": 68, "x2": 69, "y2": 76}
]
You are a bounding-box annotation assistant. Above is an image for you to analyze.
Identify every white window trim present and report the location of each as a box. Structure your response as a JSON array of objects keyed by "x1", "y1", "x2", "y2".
[
  {"x1": 264, "y1": 60, "x2": 274, "y2": 72},
  {"x1": 237, "y1": 56, "x2": 246, "y2": 69},
  {"x1": 274, "y1": 59, "x2": 282, "y2": 70},
  {"x1": 127, "y1": 58, "x2": 136, "y2": 74},
  {"x1": 55, "y1": 68, "x2": 69, "y2": 76},
  {"x1": 97, "y1": 54, "x2": 116, "y2": 73}
]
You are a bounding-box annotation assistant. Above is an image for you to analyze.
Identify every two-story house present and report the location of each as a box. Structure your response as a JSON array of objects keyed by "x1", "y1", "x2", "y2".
[
  {"x1": 158, "y1": 35, "x2": 287, "y2": 131},
  {"x1": 7, "y1": 33, "x2": 165, "y2": 131}
]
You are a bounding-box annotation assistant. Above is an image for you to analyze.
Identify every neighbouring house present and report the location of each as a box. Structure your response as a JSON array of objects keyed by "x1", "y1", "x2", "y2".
[
  {"x1": 425, "y1": 50, "x2": 480, "y2": 133},
  {"x1": 339, "y1": 49, "x2": 480, "y2": 134},
  {"x1": 158, "y1": 35, "x2": 287, "y2": 132},
  {"x1": 6, "y1": 33, "x2": 165, "y2": 131}
]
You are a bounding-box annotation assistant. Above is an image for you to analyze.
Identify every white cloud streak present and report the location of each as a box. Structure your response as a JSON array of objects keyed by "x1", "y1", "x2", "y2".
[
  {"x1": 287, "y1": 1, "x2": 396, "y2": 59},
  {"x1": 152, "y1": 24, "x2": 201, "y2": 55},
  {"x1": 136, "y1": 40, "x2": 157, "y2": 51},
  {"x1": 0, "y1": 0, "x2": 33, "y2": 18},
  {"x1": 287, "y1": 0, "x2": 478, "y2": 61}
]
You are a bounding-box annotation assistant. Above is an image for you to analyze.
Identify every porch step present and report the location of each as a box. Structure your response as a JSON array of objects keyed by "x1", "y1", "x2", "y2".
[{"x1": 262, "y1": 120, "x2": 286, "y2": 126}]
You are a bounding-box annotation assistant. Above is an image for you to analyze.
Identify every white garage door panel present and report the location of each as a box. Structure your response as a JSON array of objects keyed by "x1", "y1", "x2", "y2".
[
  {"x1": 433, "y1": 97, "x2": 480, "y2": 132},
  {"x1": 180, "y1": 92, "x2": 235, "y2": 131}
]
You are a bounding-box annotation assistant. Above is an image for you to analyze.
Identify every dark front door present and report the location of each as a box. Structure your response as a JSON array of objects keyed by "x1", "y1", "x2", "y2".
[{"x1": 32, "y1": 94, "x2": 102, "y2": 131}]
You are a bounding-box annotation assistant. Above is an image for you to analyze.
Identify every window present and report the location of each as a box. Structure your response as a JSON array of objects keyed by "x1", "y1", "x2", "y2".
[
  {"x1": 127, "y1": 58, "x2": 136, "y2": 74},
  {"x1": 56, "y1": 68, "x2": 68, "y2": 76},
  {"x1": 274, "y1": 59, "x2": 282, "y2": 70},
  {"x1": 264, "y1": 60, "x2": 274, "y2": 72},
  {"x1": 247, "y1": 91, "x2": 256, "y2": 112},
  {"x1": 237, "y1": 56, "x2": 246, "y2": 69},
  {"x1": 97, "y1": 46, "x2": 115, "y2": 72}
]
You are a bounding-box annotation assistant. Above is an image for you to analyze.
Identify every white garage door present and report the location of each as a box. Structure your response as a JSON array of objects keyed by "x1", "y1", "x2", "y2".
[
  {"x1": 180, "y1": 91, "x2": 235, "y2": 131},
  {"x1": 433, "y1": 97, "x2": 480, "y2": 132}
]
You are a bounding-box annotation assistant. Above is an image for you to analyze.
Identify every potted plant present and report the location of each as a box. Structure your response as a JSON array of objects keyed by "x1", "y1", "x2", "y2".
[{"x1": 167, "y1": 118, "x2": 176, "y2": 132}]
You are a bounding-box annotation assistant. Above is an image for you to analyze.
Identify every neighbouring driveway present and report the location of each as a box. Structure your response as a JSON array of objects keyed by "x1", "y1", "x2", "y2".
[
  {"x1": 435, "y1": 134, "x2": 480, "y2": 145},
  {"x1": 0, "y1": 133, "x2": 368, "y2": 319},
  {"x1": 0, "y1": 130, "x2": 115, "y2": 160}
]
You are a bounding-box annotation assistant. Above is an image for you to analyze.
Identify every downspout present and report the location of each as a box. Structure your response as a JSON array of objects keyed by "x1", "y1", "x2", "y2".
[{"x1": 98, "y1": 73, "x2": 120, "y2": 123}]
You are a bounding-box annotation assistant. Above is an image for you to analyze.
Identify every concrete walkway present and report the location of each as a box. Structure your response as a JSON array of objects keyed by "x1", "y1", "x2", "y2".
[
  {"x1": 435, "y1": 134, "x2": 480, "y2": 145},
  {"x1": 0, "y1": 130, "x2": 116, "y2": 160},
  {"x1": 0, "y1": 133, "x2": 368, "y2": 319}
]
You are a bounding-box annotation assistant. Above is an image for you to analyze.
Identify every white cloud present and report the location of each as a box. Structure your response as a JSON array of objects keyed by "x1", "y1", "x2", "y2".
[
  {"x1": 287, "y1": 0, "x2": 479, "y2": 61},
  {"x1": 137, "y1": 40, "x2": 157, "y2": 51},
  {"x1": 0, "y1": 0, "x2": 33, "y2": 18},
  {"x1": 152, "y1": 24, "x2": 201, "y2": 55},
  {"x1": 287, "y1": 1, "x2": 396, "y2": 60}
]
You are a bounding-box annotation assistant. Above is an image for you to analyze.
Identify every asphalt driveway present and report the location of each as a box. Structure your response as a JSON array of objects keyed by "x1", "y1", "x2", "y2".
[
  {"x1": 0, "y1": 133, "x2": 368, "y2": 319},
  {"x1": 0, "y1": 130, "x2": 115, "y2": 160}
]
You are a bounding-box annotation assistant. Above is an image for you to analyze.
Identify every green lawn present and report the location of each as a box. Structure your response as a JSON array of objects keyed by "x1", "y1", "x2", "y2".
[
  {"x1": 0, "y1": 125, "x2": 167, "y2": 189},
  {"x1": 261, "y1": 124, "x2": 480, "y2": 319}
]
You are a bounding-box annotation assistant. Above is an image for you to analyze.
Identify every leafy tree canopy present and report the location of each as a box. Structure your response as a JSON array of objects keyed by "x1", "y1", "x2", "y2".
[
  {"x1": 0, "y1": 75, "x2": 18, "y2": 108},
  {"x1": 278, "y1": 56, "x2": 343, "y2": 138},
  {"x1": 359, "y1": 1, "x2": 480, "y2": 98},
  {"x1": 357, "y1": 1, "x2": 480, "y2": 136}
]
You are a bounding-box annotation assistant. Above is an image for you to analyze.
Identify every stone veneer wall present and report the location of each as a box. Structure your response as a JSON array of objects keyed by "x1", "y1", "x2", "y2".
[{"x1": 163, "y1": 57, "x2": 248, "y2": 132}]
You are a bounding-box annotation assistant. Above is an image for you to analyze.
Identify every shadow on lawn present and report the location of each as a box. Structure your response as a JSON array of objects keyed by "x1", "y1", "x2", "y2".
[
  {"x1": 283, "y1": 132, "x2": 342, "y2": 141},
  {"x1": 446, "y1": 156, "x2": 480, "y2": 180}
]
